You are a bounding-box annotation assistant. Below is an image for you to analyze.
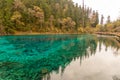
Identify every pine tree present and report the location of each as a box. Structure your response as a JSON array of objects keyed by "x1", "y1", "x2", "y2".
[
  {"x1": 107, "y1": 15, "x2": 111, "y2": 23},
  {"x1": 100, "y1": 15, "x2": 104, "y2": 25}
]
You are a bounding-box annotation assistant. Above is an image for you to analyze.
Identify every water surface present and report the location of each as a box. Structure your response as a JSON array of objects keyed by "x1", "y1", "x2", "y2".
[{"x1": 0, "y1": 34, "x2": 120, "y2": 80}]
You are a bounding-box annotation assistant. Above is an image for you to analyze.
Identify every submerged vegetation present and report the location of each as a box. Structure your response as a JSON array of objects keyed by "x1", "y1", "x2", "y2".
[{"x1": 0, "y1": 34, "x2": 119, "y2": 80}]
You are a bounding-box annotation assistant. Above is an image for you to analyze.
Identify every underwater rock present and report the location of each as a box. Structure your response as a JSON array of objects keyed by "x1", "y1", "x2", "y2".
[
  {"x1": 0, "y1": 62, "x2": 23, "y2": 69},
  {"x1": 41, "y1": 68, "x2": 48, "y2": 74},
  {"x1": 0, "y1": 51, "x2": 6, "y2": 54},
  {"x1": 23, "y1": 49, "x2": 29, "y2": 53}
]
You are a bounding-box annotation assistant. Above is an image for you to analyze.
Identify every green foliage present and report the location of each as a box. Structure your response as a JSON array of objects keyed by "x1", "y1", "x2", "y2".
[
  {"x1": 98, "y1": 18, "x2": 120, "y2": 32},
  {"x1": 90, "y1": 11, "x2": 99, "y2": 27},
  {"x1": 0, "y1": 0, "x2": 100, "y2": 34}
]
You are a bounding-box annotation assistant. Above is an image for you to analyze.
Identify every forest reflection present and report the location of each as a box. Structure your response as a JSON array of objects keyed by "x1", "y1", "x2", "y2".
[
  {"x1": 0, "y1": 35, "x2": 119, "y2": 80},
  {"x1": 41, "y1": 35, "x2": 120, "y2": 80},
  {"x1": 97, "y1": 35, "x2": 120, "y2": 55}
]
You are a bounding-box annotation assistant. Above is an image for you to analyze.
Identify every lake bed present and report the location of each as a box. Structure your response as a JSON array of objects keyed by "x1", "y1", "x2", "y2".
[{"x1": 0, "y1": 34, "x2": 120, "y2": 80}]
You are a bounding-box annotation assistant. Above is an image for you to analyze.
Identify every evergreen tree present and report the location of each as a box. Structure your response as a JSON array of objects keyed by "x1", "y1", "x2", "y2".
[
  {"x1": 107, "y1": 15, "x2": 111, "y2": 23},
  {"x1": 90, "y1": 11, "x2": 99, "y2": 27},
  {"x1": 100, "y1": 15, "x2": 104, "y2": 25},
  {"x1": 0, "y1": 0, "x2": 101, "y2": 34}
]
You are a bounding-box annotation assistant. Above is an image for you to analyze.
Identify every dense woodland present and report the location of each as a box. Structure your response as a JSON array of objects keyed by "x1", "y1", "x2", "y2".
[{"x1": 0, "y1": 0, "x2": 119, "y2": 35}]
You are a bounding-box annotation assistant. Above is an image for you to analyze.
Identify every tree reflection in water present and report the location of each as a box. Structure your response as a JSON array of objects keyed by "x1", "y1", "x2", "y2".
[
  {"x1": 0, "y1": 34, "x2": 119, "y2": 80},
  {"x1": 98, "y1": 35, "x2": 120, "y2": 55},
  {"x1": 113, "y1": 75, "x2": 120, "y2": 80}
]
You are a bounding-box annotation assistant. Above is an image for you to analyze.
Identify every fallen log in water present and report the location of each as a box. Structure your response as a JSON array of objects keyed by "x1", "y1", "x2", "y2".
[{"x1": 96, "y1": 32, "x2": 120, "y2": 42}]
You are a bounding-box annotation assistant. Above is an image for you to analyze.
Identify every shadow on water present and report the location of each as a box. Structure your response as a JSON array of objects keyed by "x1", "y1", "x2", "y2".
[{"x1": 0, "y1": 34, "x2": 119, "y2": 80}]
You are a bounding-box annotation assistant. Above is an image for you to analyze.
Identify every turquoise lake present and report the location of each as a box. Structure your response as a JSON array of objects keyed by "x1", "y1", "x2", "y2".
[{"x1": 0, "y1": 34, "x2": 120, "y2": 80}]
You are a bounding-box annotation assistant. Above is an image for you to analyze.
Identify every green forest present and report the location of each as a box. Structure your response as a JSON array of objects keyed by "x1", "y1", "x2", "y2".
[{"x1": 0, "y1": 0, "x2": 120, "y2": 35}]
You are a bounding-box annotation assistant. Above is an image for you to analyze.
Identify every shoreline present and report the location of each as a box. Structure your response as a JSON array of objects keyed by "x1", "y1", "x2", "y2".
[
  {"x1": 14, "y1": 32, "x2": 81, "y2": 35},
  {"x1": 1, "y1": 31, "x2": 120, "y2": 37},
  {"x1": 0, "y1": 32, "x2": 85, "y2": 36},
  {"x1": 96, "y1": 32, "x2": 120, "y2": 42},
  {"x1": 0, "y1": 31, "x2": 120, "y2": 43}
]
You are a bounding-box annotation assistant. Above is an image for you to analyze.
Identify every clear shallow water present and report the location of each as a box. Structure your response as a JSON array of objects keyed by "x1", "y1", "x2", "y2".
[{"x1": 0, "y1": 34, "x2": 120, "y2": 80}]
